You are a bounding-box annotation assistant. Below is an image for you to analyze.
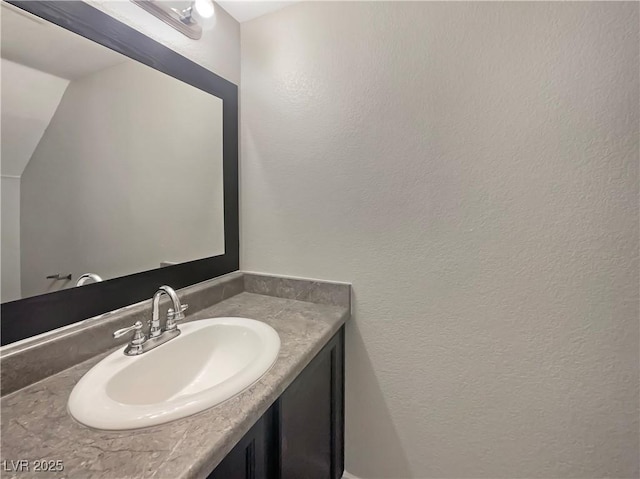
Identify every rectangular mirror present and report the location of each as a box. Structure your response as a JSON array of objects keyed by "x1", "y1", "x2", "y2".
[
  {"x1": 0, "y1": 1, "x2": 239, "y2": 345},
  {"x1": 1, "y1": 2, "x2": 224, "y2": 301}
]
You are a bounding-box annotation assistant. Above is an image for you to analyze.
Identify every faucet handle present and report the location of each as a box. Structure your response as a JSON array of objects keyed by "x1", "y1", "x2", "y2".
[
  {"x1": 168, "y1": 303, "x2": 188, "y2": 317},
  {"x1": 166, "y1": 304, "x2": 188, "y2": 331},
  {"x1": 113, "y1": 321, "x2": 146, "y2": 355},
  {"x1": 113, "y1": 321, "x2": 145, "y2": 342}
]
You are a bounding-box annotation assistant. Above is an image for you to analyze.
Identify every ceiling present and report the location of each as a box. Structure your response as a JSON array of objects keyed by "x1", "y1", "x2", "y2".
[
  {"x1": 216, "y1": 1, "x2": 299, "y2": 23},
  {"x1": 1, "y1": 2, "x2": 126, "y2": 80}
]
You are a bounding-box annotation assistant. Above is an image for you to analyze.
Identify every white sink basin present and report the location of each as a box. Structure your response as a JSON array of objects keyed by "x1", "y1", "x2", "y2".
[{"x1": 68, "y1": 317, "x2": 280, "y2": 430}]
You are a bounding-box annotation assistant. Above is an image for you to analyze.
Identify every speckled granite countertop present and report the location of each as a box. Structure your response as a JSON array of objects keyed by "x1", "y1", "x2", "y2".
[{"x1": 1, "y1": 279, "x2": 350, "y2": 479}]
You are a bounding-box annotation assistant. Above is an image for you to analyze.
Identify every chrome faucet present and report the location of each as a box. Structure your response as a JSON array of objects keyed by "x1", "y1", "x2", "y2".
[
  {"x1": 150, "y1": 285, "x2": 188, "y2": 338},
  {"x1": 113, "y1": 285, "x2": 188, "y2": 356}
]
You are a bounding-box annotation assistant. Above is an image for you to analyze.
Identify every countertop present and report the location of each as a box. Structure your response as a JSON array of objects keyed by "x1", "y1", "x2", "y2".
[{"x1": 1, "y1": 291, "x2": 350, "y2": 479}]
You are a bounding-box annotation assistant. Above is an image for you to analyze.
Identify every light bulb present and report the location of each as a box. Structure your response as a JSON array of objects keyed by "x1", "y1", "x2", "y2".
[{"x1": 194, "y1": 0, "x2": 214, "y2": 19}]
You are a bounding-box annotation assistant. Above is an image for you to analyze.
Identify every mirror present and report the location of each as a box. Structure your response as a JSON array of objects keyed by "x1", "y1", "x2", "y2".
[
  {"x1": 0, "y1": 0, "x2": 238, "y2": 346},
  {"x1": 1, "y1": 2, "x2": 224, "y2": 302}
]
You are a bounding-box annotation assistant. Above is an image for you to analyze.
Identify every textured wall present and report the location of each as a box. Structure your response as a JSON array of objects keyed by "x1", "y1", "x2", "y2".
[
  {"x1": 87, "y1": 0, "x2": 240, "y2": 84},
  {"x1": 240, "y1": 2, "x2": 639, "y2": 477}
]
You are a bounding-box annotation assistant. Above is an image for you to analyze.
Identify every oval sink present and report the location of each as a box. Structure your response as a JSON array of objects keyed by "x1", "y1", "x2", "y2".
[{"x1": 68, "y1": 317, "x2": 280, "y2": 430}]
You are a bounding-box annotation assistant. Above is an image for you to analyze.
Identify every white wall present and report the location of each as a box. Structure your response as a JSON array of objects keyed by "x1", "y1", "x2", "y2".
[
  {"x1": 241, "y1": 2, "x2": 639, "y2": 478},
  {"x1": 0, "y1": 59, "x2": 70, "y2": 177},
  {"x1": 87, "y1": 0, "x2": 240, "y2": 84},
  {"x1": 0, "y1": 58, "x2": 69, "y2": 302},
  {"x1": 1, "y1": 177, "x2": 21, "y2": 302},
  {"x1": 20, "y1": 61, "x2": 224, "y2": 298}
]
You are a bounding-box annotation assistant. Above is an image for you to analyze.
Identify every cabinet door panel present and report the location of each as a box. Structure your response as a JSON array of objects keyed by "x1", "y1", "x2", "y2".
[
  {"x1": 280, "y1": 352, "x2": 332, "y2": 478},
  {"x1": 279, "y1": 328, "x2": 345, "y2": 479},
  {"x1": 207, "y1": 410, "x2": 272, "y2": 479}
]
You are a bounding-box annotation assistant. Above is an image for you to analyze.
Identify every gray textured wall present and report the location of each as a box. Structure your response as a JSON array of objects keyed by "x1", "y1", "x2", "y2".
[{"x1": 240, "y1": 2, "x2": 639, "y2": 477}]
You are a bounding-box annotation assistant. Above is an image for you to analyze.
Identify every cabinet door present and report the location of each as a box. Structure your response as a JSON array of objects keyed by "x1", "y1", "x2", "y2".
[
  {"x1": 278, "y1": 327, "x2": 345, "y2": 479},
  {"x1": 207, "y1": 409, "x2": 273, "y2": 479}
]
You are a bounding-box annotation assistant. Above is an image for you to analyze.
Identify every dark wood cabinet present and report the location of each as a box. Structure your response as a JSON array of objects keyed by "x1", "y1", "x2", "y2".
[
  {"x1": 208, "y1": 326, "x2": 344, "y2": 479},
  {"x1": 207, "y1": 411, "x2": 272, "y2": 479}
]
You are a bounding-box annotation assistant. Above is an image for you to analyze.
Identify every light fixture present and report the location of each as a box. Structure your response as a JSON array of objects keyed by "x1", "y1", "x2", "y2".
[
  {"x1": 194, "y1": 0, "x2": 215, "y2": 19},
  {"x1": 131, "y1": 0, "x2": 215, "y2": 40}
]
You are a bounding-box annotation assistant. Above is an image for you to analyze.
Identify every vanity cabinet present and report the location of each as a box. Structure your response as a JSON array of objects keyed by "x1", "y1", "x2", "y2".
[
  {"x1": 208, "y1": 326, "x2": 345, "y2": 479},
  {"x1": 207, "y1": 412, "x2": 272, "y2": 479}
]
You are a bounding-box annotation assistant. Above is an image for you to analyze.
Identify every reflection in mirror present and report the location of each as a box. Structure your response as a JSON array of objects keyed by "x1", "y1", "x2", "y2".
[{"x1": 0, "y1": 3, "x2": 224, "y2": 302}]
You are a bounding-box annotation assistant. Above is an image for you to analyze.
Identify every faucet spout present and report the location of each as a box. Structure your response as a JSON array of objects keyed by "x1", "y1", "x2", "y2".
[
  {"x1": 150, "y1": 285, "x2": 184, "y2": 338},
  {"x1": 76, "y1": 273, "x2": 103, "y2": 286}
]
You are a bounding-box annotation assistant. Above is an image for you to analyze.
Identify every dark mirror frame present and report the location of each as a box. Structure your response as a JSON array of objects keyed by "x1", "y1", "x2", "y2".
[{"x1": 1, "y1": 0, "x2": 239, "y2": 345}]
